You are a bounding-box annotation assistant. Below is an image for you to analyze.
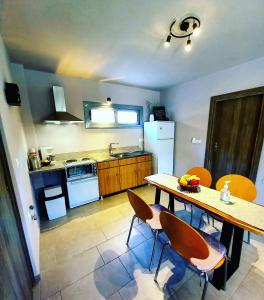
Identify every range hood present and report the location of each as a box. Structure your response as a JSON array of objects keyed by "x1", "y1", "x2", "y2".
[{"x1": 43, "y1": 86, "x2": 83, "y2": 124}]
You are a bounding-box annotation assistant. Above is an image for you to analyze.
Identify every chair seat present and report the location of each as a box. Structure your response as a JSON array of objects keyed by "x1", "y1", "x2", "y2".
[
  {"x1": 146, "y1": 204, "x2": 171, "y2": 230},
  {"x1": 190, "y1": 230, "x2": 226, "y2": 272}
]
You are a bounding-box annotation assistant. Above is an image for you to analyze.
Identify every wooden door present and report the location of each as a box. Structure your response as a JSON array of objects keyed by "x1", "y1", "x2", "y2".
[
  {"x1": 205, "y1": 87, "x2": 264, "y2": 186},
  {"x1": 137, "y1": 161, "x2": 152, "y2": 185},
  {"x1": 98, "y1": 167, "x2": 120, "y2": 196},
  {"x1": 119, "y1": 164, "x2": 138, "y2": 190},
  {"x1": 0, "y1": 134, "x2": 33, "y2": 299}
]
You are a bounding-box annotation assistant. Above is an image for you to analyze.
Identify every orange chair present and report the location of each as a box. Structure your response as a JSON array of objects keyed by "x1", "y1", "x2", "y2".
[
  {"x1": 199, "y1": 174, "x2": 257, "y2": 243},
  {"x1": 155, "y1": 211, "x2": 227, "y2": 300},
  {"x1": 176, "y1": 167, "x2": 212, "y2": 225},
  {"x1": 126, "y1": 189, "x2": 170, "y2": 269}
]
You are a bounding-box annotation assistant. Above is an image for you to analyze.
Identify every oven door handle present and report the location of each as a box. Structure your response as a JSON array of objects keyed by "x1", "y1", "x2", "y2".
[{"x1": 68, "y1": 176, "x2": 98, "y2": 184}]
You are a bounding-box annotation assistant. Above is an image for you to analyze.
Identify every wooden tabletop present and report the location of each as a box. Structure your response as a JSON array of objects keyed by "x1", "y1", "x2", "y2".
[{"x1": 145, "y1": 174, "x2": 264, "y2": 235}]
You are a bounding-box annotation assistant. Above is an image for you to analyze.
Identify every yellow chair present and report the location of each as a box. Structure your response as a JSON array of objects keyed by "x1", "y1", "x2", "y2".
[
  {"x1": 176, "y1": 167, "x2": 212, "y2": 225},
  {"x1": 200, "y1": 174, "x2": 257, "y2": 243},
  {"x1": 155, "y1": 211, "x2": 227, "y2": 300}
]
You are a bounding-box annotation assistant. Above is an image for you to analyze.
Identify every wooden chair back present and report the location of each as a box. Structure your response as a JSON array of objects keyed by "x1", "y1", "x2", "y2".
[
  {"x1": 160, "y1": 211, "x2": 209, "y2": 261},
  {"x1": 187, "y1": 166, "x2": 212, "y2": 187},
  {"x1": 127, "y1": 189, "x2": 153, "y2": 221},
  {"x1": 216, "y1": 174, "x2": 256, "y2": 202}
]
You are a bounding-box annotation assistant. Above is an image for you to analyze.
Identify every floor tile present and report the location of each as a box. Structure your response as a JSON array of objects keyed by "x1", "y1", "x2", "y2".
[
  {"x1": 61, "y1": 258, "x2": 131, "y2": 300},
  {"x1": 107, "y1": 292, "x2": 123, "y2": 300},
  {"x1": 43, "y1": 291, "x2": 61, "y2": 300},
  {"x1": 54, "y1": 229, "x2": 106, "y2": 263},
  {"x1": 97, "y1": 227, "x2": 146, "y2": 263},
  {"x1": 101, "y1": 216, "x2": 132, "y2": 239},
  {"x1": 118, "y1": 272, "x2": 175, "y2": 300},
  {"x1": 230, "y1": 266, "x2": 264, "y2": 300},
  {"x1": 40, "y1": 247, "x2": 104, "y2": 299},
  {"x1": 119, "y1": 238, "x2": 162, "y2": 279}
]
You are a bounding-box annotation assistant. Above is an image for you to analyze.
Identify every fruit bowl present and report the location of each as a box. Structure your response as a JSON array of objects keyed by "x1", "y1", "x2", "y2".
[
  {"x1": 178, "y1": 179, "x2": 200, "y2": 192},
  {"x1": 178, "y1": 174, "x2": 200, "y2": 193},
  {"x1": 42, "y1": 160, "x2": 51, "y2": 167}
]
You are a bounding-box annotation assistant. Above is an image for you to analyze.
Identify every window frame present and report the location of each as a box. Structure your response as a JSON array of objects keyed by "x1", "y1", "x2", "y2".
[{"x1": 83, "y1": 101, "x2": 143, "y2": 129}]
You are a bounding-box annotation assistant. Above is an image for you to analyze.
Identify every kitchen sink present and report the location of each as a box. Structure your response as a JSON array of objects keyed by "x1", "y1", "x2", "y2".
[{"x1": 111, "y1": 151, "x2": 145, "y2": 158}]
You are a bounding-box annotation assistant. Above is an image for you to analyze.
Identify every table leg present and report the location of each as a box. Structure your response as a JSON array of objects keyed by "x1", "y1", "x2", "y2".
[
  {"x1": 155, "y1": 188, "x2": 161, "y2": 204},
  {"x1": 169, "y1": 194, "x2": 174, "y2": 212},
  {"x1": 211, "y1": 221, "x2": 244, "y2": 290}
]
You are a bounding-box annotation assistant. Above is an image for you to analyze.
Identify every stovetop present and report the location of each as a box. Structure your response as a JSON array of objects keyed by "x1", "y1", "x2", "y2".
[{"x1": 64, "y1": 157, "x2": 96, "y2": 166}]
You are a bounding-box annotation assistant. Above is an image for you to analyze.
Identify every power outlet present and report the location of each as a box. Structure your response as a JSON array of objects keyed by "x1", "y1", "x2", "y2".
[{"x1": 191, "y1": 138, "x2": 202, "y2": 144}]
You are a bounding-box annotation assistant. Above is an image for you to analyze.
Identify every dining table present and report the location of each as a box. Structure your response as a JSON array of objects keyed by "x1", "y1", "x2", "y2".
[{"x1": 145, "y1": 173, "x2": 264, "y2": 290}]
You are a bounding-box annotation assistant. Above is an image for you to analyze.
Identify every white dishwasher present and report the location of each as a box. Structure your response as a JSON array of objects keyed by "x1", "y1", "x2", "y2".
[{"x1": 65, "y1": 159, "x2": 99, "y2": 208}]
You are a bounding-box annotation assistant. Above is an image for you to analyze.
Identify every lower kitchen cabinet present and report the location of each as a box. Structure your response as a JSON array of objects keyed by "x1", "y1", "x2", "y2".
[
  {"x1": 137, "y1": 160, "x2": 152, "y2": 185},
  {"x1": 98, "y1": 166, "x2": 120, "y2": 196},
  {"x1": 119, "y1": 163, "x2": 138, "y2": 190},
  {"x1": 97, "y1": 155, "x2": 152, "y2": 197}
]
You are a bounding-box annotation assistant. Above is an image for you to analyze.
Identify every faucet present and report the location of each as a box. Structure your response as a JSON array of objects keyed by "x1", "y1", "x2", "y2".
[{"x1": 109, "y1": 143, "x2": 119, "y2": 156}]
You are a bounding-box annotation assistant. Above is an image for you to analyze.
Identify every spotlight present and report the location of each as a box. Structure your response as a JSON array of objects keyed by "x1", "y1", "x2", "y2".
[
  {"x1": 164, "y1": 35, "x2": 171, "y2": 48},
  {"x1": 192, "y1": 22, "x2": 200, "y2": 37},
  {"x1": 185, "y1": 38, "x2": 192, "y2": 52}
]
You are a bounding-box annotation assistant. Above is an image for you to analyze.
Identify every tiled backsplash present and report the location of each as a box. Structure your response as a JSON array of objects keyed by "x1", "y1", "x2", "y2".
[{"x1": 55, "y1": 146, "x2": 140, "y2": 161}]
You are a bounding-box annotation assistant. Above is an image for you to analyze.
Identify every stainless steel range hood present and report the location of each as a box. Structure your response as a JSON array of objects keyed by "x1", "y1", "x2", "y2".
[{"x1": 43, "y1": 86, "x2": 83, "y2": 124}]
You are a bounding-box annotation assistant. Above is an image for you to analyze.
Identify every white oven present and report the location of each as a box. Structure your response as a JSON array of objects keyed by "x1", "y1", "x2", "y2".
[{"x1": 65, "y1": 160, "x2": 99, "y2": 208}]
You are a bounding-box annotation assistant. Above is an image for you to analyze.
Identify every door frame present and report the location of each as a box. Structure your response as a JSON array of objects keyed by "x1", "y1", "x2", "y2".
[
  {"x1": 0, "y1": 132, "x2": 34, "y2": 285},
  {"x1": 204, "y1": 86, "x2": 264, "y2": 182}
]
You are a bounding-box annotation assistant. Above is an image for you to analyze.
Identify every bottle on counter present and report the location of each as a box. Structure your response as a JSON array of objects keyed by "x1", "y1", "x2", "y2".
[
  {"x1": 28, "y1": 148, "x2": 41, "y2": 170},
  {"x1": 220, "y1": 180, "x2": 231, "y2": 202}
]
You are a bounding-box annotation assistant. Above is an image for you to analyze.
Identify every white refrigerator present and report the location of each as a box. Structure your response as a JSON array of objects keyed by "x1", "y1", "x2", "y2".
[{"x1": 144, "y1": 121, "x2": 175, "y2": 175}]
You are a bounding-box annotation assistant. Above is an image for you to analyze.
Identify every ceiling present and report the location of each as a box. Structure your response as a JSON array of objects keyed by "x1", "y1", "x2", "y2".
[{"x1": 1, "y1": 0, "x2": 264, "y2": 90}]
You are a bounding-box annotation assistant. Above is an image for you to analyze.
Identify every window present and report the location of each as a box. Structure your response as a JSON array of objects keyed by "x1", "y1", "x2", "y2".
[
  {"x1": 83, "y1": 101, "x2": 143, "y2": 128},
  {"x1": 117, "y1": 110, "x2": 138, "y2": 124},
  {"x1": 91, "y1": 108, "x2": 115, "y2": 123}
]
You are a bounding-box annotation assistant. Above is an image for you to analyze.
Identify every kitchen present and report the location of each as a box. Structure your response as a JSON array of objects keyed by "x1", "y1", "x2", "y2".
[
  {"x1": 27, "y1": 83, "x2": 175, "y2": 229},
  {"x1": 1, "y1": 2, "x2": 264, "y2": 300}
]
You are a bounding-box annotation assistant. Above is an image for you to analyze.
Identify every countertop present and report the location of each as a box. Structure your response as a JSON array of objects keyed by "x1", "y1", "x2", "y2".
[{"x1": 29, "y1": 151, "x2": 151, "y2": 175}]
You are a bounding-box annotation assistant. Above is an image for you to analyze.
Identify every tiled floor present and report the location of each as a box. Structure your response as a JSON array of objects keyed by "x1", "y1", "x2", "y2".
[{"x1": 40, "y1": 185, "x2": 264, "y2": 300}]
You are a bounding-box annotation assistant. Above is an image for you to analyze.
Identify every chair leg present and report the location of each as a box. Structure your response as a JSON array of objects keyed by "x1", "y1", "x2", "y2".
[
  {"x1": 154, "y1": 243, "x2": 168, "y2": 282},
  {"x1": 207, "y1": 214, "x2": 210, "y2": 225},
  {"x1": 247, "y1": 231, "x2": 250, "y2": 244},
  {"x1": 201, "y1": 272, "x2": 209, "y2": 300},
  {"x1": 223, "y1": 256, "x2": 227, "y2": 291},
  {"x1": 149, "y1": 230, "x2": 158, "y2": 270},
  {"x1": 184, "y1": 203, "x2": 187, "y2": 210},
  {"x1": 190, "y1": 204, "x2": 193, "y2": 226},
  {"x1": 199, "y1": 212, "x2": 205, "y2": 228},
  {"x1": 126, "y1": 215, "x2": 136, "y2": 245}
]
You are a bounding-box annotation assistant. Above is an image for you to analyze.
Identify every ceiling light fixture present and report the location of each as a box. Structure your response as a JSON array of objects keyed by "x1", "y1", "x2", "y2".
[{"x1": 165, "y1": 16, "x2": 201, "y2": 51}]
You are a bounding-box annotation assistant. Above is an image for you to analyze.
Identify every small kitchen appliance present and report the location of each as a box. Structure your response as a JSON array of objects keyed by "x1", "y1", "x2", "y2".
[
  {"x1": 40, "y1": 146, "x2": 55, "y2": 162},
  {"x1": 28, "y1": 148, "x2": 41, "y2": 170},
  {"x1": 65, "y1": 158, "x2": 99, "y2": 208}
]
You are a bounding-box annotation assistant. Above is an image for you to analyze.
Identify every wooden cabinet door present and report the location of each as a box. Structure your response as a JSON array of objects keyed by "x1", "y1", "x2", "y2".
[
  {"x1": 119, "y1": 164, "x2": 138, "y2": 190},
  {"x1": 137, "y1": 160, "x2": 152, "y2": 185},
  {"x1": 98, "y1": 167, "x2": 120, "y2": 196}
]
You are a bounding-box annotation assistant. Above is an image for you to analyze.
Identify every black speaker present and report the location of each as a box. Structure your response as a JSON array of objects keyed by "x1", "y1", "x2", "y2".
[{"x1": 5, "y1": 82, "x2": 21, "y2": 106}]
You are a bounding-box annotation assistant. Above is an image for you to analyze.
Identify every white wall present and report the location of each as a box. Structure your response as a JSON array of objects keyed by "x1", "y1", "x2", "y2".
[
  {"x1": 24, "y1": 69, "x2": 160, "y2": 153},
  {"x1": 10, "y1": 63, "x2": 38, "y2": 149},
  {"x1": 0, "y1": 36, "x2": 39, "y2": 276},
  {"x1": 161, "y1": 56, "x2": 264, "y2": 205}
]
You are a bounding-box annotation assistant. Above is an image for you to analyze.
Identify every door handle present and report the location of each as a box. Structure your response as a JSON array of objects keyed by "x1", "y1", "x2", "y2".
[
  {"x1": 214, "y1": 142, "x2": 219, "y2": 152},
  {"x1": 29, "y1": 205, "x2": 38, "y2": 221}
]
